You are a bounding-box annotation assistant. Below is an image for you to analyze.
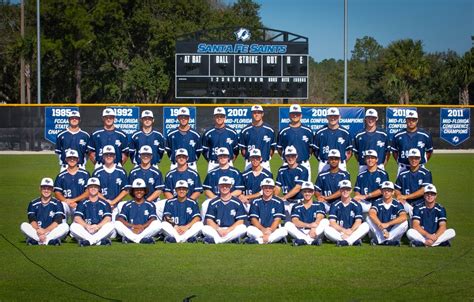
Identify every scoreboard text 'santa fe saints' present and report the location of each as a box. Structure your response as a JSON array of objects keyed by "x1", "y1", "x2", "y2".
[{"x1": 175, "y1": 28, "x2": 308, "y2": 99}]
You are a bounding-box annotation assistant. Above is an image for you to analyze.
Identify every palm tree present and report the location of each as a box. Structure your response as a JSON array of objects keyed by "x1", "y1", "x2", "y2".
[{"x1": 454, "y1": 48, "x2": 473, "y2": 105}]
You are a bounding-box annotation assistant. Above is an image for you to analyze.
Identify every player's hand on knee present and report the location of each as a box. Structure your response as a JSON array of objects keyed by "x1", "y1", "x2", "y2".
[{"x1": 309, "y1": 229, "x2": 317, "y2": 239}]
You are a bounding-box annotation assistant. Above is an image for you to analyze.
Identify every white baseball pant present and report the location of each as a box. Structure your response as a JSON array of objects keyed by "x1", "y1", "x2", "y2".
[
  {"x1": 324, "y1": 222, "x2": 369, "y2": 245},
  {"x1": 285, "y1": 219, "x2": 329, "y2": 244},
  {"x1": 366, "y1": 218, "x2": 408, "y2": 244},
  {"x1": 406, "y1": 228, "x2": 456, "y2": 246},
  {"x1": 201, "y1": 224, "x2": 247, "y2": 244},
  {"x1": 69, "y1": 222, "x2": 115, "y2": 245},
  {"x1": 246, "y1": 225, "x2": 288, "y2": 244},
  {"x1": 114, "y1": 220, "x2": 162, "y2": 243},
  {"x1": 161, "y1": 221, "x2": 203, "y2": 243},
  {"x1": 20, "y1": 222, "x2": 69, "y2": 245}
]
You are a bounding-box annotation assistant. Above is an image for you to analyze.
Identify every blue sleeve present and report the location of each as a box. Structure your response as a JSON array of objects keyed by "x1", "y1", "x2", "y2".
[
  {"x1": 118, "y1": 204, "x2": 129, "y2": 221},
  {"x1": 276, "y1": 130, "x2": 284, "y2": 151},
  {"x1": 411, "y1": 206, "x2": 421, "y2": 221},
  {"x1": 233, "y1": 172, "x2": 244, "y2": 190},
  {"x1": 74, "y1": 202, "x2": 85, "y2": 218},
  {"x1": 154, "y1": 171, "x2": 164, "y2": 190},
  {"x1": 163, "y1": 200, "x2": 172, "y2": 217},
  {"x1": 290, "y1": 206, "x2": 300, "y2": 219},
  {"x1": 120, "y1": 134, "x2": 129, "y2": 153},
  {"x1": 328, "y1": 204, "x2": 337, "y2": 219},
  {"x1": 354, "y1": 176, "x2": 362, "y2": 193},
  {"x1": 233, "y1": 132, "x2": 239, "y2": 156},
  {"x1": 354, "y1": 203, "x2": 363, "y2": 220},
  {"x1": 275, "y1": 172, "x2": 283, "y2": 186},
  {"x1": 158, "y1": 133, "x2": 166, "y2": 154},
  {"x1": 315, "y1": 175, "x2": 322, "y2": 192},
  {"x1": 201, "y1": 132, "x2": 210, "y2": 161},
  {"x1": 438, "y1": 207, "x2": 447, "y2": 222},
  {"x1": 128, "y1": 136, "x2": 136, "y2": 164},
  {"x1": 203, "y1": 174, "x2": 212, "y2": 190},
  {"x1": 394, "y1": 176, "x2": 402, "y2": 190},
  {"x1": 55, "y1": 200, "x2": 66, "y2": 218},
  {"x1": 27, "y1": 202, "x2": 36, "y2": 221},
  {"x1": 55, "y1": 134, "x2": 62, "y2": 155},
  {"x1": 165, "y1": 135, "x2": 172, "y2": 157},
  {"x1": 344, "y1": 171, "x2": 350, "y2": 181},
  {"x1": 121, "y1": 173, "x2": 129, "y2": 190},
  {"x1": 317, "y1": 203, "x2": 326, "y2": 216},
  {"x1": 53, "y1": 175, "x2": 63, "y2": 193},
  {"x1": 194, "y1": 175, "x2": 203, "y2": 193},
  {"x1": 87, "y1": 134, "x2": 96, "y2": 152},
  {"x1": 103, "y1": 202, "x2": 112, "y2": 217},
  {"x1": 299, "y1": 168, "x2": 308, "y2": 184},
  {"x1": 426, "y1": 133, "x2": 434, "y2": 152},
  {"x1": 195, "y1": 133, "x2": 203, "y2": 159},
  {"x1": 276, "y1": 201, "x2": 285, "y2": 219},
  {"x1": 396, "y1": 203, "x2": 405, "y2": 215},
  {"x1": 248, "y1": 202, "x2": 259, "y2": 219},
  {"x1": 381, "y1": 172, "x2": 389, "y2": 183},
  {"x1": 312, "y1": 132, "x2": 320, "y2": 158},
  {"x1": 235, "y1": 202, "x2": 247, "y2": 220},
  {"x1": 148, "y1": 203, "x2": 158, "y2": 220},
  {"x1": 423, "y1": 171, "x2": 432, "y2": 186},
  {"x1": 164, "y1": 174, "x2": 173, "y2": 193},
  {"x1": 191, "y1": 201, "x2": 201, "y2": 218},
  {"x1": 205, "y1": 202, "x2": 216, "y2": 220},
  {"x1": 238, "y1": 129, "x2": 247, "y2": 149}
]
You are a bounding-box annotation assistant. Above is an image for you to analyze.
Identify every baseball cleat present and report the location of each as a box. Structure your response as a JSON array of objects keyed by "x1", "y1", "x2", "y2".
[
  {"x1": 203, "y1": 236, "x2": 215, "y2": 244},
  {"x1": 100, "y1": 238, "x2": 112, "y2": 246},
  {"x1": 26, "y1": 238, "x2": 39, "y2": 246},
  {"x1": 244, "y1": 237, "x2": 258, "y2": 244},
  {"x1": 164, "y1": 236, "x2": 177, "y2": 244},
  {"x1": 292, "y1": 239, "x2": 307, "y2": 246},
  {"x1": 78, "y1": 240, "x2": 91, "y2": 247},
  {"x1": 336, "y1": 240, "x2": 349, "y2": 247},
  {"x1": 139, "y1": 237, "x2": 155, "y2": 244}
]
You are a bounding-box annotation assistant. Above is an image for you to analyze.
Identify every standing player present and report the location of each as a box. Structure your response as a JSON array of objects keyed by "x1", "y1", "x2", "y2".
[
  {"x1": 55, "y1": 110, "x2": 90, "y2": 171},
  {"x1": 202, "y1": 176, "x2": 248, "y2": 244},
  {"x1": 245, "y1": 178, "x2": 287, "y2": 244},
  {"x1": 166, "y1": 107, "x2": 202, "y2": 171},
  {"x1": 88, "y1": 108, "x2": 129, "y2": 168},
  {"x1": 324, "y1": 180, "x2": 369, "y2": 246},
  {"x1": 129, "y1": 110, "x2": 166, "y2": 168},
  {"x1": 391, "y1": 109, "x2": 433, "y2": 176},
  {"x1": 277, "y1": 104, "x2": 313, "y2": 179},
  {"x1": 20, "y1": 178, "x2": 69, "y2": 245},
  {"x1": 352, "y1": 108, "x2": 390, "y2": 173},
  {"x1": 239, "y1": 105, "x2": 276, "y2": 172},
  {"x1": 163, "y1": 148, "x2": 202, "y2": 201},
  {"x1": 161, "y1": 180, "x2": 203, "y2": 243},
  {"x1": 367, "y1": 181, "x2": 408, "y2": 246},
  {"x1": 69, "y1": 178, "x2": 115, "y2": 246},
  {"x1": 114, "y1": 179, "x2": 162, "y2": 244},
  {"x1": 285, "y1": 181, "x2": 329, "y2": 246},
  {"x1": 202, "y1": 107, "x2": 239, "y2": 172},
  {"x1": 313, "y1": 107, "x2": 352, "y2": 173}
]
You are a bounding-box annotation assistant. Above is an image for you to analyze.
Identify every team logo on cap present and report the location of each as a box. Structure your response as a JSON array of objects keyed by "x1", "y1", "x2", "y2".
[
  {"x1": 90, "y1": 178, "x2": 97, "y2": 183},
  {"x1": 104, "y1": 109, "x2": 113, "y2": 115},
  {"x1": 44, "y1": 179, "x2": 51, "y2": 184},
  {"x1": 330, "y1": 109, "x2": 337, "y2": 114},
  {"x1": 234, "y1": 28, "x2": 251, "y2": 42},
  {"x1": 136, "y1": 181, "x2": 143, "y2": 186},
  {"x1": 143, "y1": 147, "x2": 150, "y2": 152},
  {"x1": 263, "y1": 179, "x2": 272, "y2": 185},
  {"x1": 216, "y1": 108, "x2": 223, "y2": 113},
  {"x1": 222, "y1": 177, "x2": 229, "y2": 182},
  {"x1": 180, "y1": 108, "x2": 187, "y2": 114},
  {"x1": 408, "y1": 111, "x2": 415, "y2": 117},
  {"x1": 330, "y1": 150, "x2": 338, "y2": 156},
  {"x1": 426, "y1": 185, "x2": 433, "y2": 190},
  {"x1": 291, "y1": 105, "x2": 299, "y2": 111},
  {"x1": 105, "y1": 146, "x2": 113, "y2": 152}
]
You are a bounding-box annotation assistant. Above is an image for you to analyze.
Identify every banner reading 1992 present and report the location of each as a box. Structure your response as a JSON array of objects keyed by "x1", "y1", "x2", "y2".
[
  {"x1": 440, "y1": 108, "x2": 470, "y2": 146},
  {"x1": 108, "y1": 107, "x2": 140, "y2": 138}
]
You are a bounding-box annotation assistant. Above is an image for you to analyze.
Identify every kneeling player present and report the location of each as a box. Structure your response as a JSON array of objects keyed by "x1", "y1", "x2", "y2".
[
  {"x1": 245, "y1": 178, "x2": 287, "y2": 244},
  {"x1": 114, "y1": 179, "x2": 162, "y2": 244},
  {"x1": 20, "y1": 178, "x2": 69, "y2": 245},
  {"x1": 161, "y1": 180, "x2": 203, "y2": 243},
  {"x1": 407, "y1": 184, "x2": 456, "y2": 247},
  {"x1": 367, "y1": 181, "x2": 408, "y2": 246},
  {"x1": 202, "y1": 176, "x2": 247, "y2": 244},
  {"x1": 285, "y1": 181, "x2": 329, "y2": 246},
  {"x1": 69, "y1": 178, "x2": 115, "y2": 246},
  {"x1": 324, "y1": 180, "x2": 369, "y2": 246}
]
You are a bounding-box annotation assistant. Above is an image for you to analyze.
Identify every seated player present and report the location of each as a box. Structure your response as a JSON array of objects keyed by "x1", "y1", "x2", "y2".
[
  {"x1": 367, "y1": 181, "x2": 408, "y2": 246},
  {"x1": 245, "y1": 178, "x2": 287, "y2": 244},
  {"x1": 20, "y1": 178, "x2": 69, "y2": 245},
  {"x1": 407, "y1": 184, "x2": 456, "y2": 247},
  {"x1": 202, "y1": 176, "x2": 247, "y2": 244},
  {"x1": 69, "y1": 178, "x2": 115, "y2": 246},
  {"x1": 324, "y1": 180, "x2": 369, "y2": 246},
  {"x1": 114, "y1": 179, "x2": 162, "y2": 244},
  {"x1": 161, "y1": 180, "x2": 203, "y2": 243},
  {"x1": 314, "y1": 149, "x2": 350, "y2": 212},
  {"x1": 285, "y1": 181, "x2": 329, "y2": 246}
]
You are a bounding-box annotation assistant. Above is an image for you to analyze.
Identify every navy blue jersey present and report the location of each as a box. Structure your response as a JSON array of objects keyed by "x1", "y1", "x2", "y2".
[
  {"x1": 291, "y1": 202, "x2": 326, "y2": 224},
  {"x1": 354, "y1": 169, "x2": 389, "y2": 202},
  {"x1": 74, "y1": 199, "x2": 112, "y2": 225},
  {"x1": 353, "y1": 129, "x2": 389, "y2": 165},
  {"x1": 328, "y1": 200, "x2": 363, "y2": 229},
  {"x1": 315, "y1": 170, "x2": 351, "y2": 203},
  {"x1": 54, "y1": 169, "x2": 90, "y2": 199},
  {"x1": 395, "y1": 168, "x2": 432, "y2": 205},
  {"x1": 163, "y1": 198, "x2": 200, "y2": 226},
  {"x1": 92, "y1": 165, "x2": 129, "y2": 200},
  {"x1": 313, "y1": 126, "x2": 353, "y2": 162},
  {"x1": 88, "y1": 129, "x2": 129, "y2": 165},
  {"x1": 371, "y1": 199, "x2": 405, "y2": 231},
  {"x1": 205, "y1": 197, "x2": 247, "y2": 227},
  {"x1": 203, "y1": 167, "x2": 244, "y2": 195},
  {"x1": 390, "y1": 129, "x2": 433, "y2": 165},
  {"x1": 242, "y1": 168, "x2": 273, "y2": 196},
  {"x1": 239, "y1": 123, "x2": 276, "y2": 161},
  {"x1": 27, "y1": 198, "x2": 65, "y2": 228},
  {"x1": 55, "y1": 129, "x2": 90, "y2": 166},
  {"x1": 119, "y1": 201, "x2": 158, "y2": 224},
  {"x1": 128, "y1": 166, "x2": 164, "y2": 199},
  {"x1": 129, "y1": 129, "x2": 165, "y2": 165},
  {"x1": 277, "y1": 125, "x2": 313, "y2": 162},
  {"x1": 202, "y1": 126, "x2": 239, "y2": 161},
  {"x1": 276, "y1": 165, "x2": 308, "y2": 201},
  {"x1": 249, "y1": 197, "x2": 285, "y2": 227},
  {"x1": 166, "y1": 128, "x2": 202, "y2": 164},
  {"x1": 412, "y1": 203, "x2": 447, "y2": 234},
  {"x1": 164, "y1": 168, "x2": 203, "y2": 198}
]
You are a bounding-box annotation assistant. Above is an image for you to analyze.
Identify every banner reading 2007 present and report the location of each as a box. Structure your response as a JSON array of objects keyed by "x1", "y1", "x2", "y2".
[{"x1": 440, "y1": 108, "x2": 470, "y2": 146}]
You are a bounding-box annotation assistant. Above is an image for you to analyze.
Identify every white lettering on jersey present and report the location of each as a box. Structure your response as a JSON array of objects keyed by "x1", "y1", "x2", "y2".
[
  {"x1": 186, "y1": 207, "x2": 192, "y2": 215},
  {"x1": 144, "y1": 210, "x2": 149, "y2": 216},
  {"x1": 337, "y1": 137, "x2": 345, "y2": 145},
  {"x1": 115, "y1": 140, "x2": 121, "y2": 147},
  {"x1": 230, "y1": 209, "x2": 236, "y2": 216},
  {"x1": 189, "y1": 140, "x2": 196, "y2": 147},
  {"x1": 154, "y1": 140, "x2": 159, "y2": 146},
  {"x1": 376, "y1": 140, "x2": 385, "y2": 148},
  {"x1": 263, "y1": 135, "x2": 271, "y2": 143},
  {"x1": 226, "y1": 138, "x2": 234, "y2": 145},
  {"x1": 148, "y1": 178, "x2": 155, "y2": 185},
  {"x1": 302, "y1": 135, "x2": 309, "y2": 142},
  {"x1": 417, "y1": 141, "x2": 425, "y2": 148}
]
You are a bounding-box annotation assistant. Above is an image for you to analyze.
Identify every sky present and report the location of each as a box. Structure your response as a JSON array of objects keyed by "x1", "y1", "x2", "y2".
[{"x1": 228, "y1": 0, "x2": 473, "y2": 61}]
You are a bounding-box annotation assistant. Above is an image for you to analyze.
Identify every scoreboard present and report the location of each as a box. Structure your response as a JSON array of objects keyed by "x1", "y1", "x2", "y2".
[{"x1": 175, "y1": 41, "x2": 309, "y2": 99}]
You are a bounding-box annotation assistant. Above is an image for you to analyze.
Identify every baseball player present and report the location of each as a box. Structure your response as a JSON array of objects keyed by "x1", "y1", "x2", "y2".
[
  {"x1": 69, "y1": 178, "x2": 115, "y2": 246},
  {"x1": 314, "y1": 149, "x2": 351, "y2": 212},
  {"x1": 367, "y1": 181, "x2": 408, "y2": 246},
  {"x1": 54, "y1": 149, "x2": 90, "y2": 217},
  {"x1": 313, "y1": 107, "x2": 353, "y2": 173},
  {"x1": 166, "y1": 107, "x2": 202, "y2": 171},
  {"x1": 88, "y1": 108, "x2": 129, "y2": 168},
  {"x1": 285, "y1": 181, "x2": 329, "y2": 246},
  {"x1": 245, "y1": 178, "x2": 288, "y2": 244},
  {"x1": 20, "y1": 178, "x2": 69, "y2": 245},
  {"x1": 352, "y1": 108, "x2": 390, "y2": 173},
  {"x1": 114, "y1": 178, "x2": 162, "y2": 244},
  {"x1": 202, "y1": 176, "x2": 248, "y2": 244},
  {"x1": 129, "y1": 110, "x2": 166, "y2": 168},
  {"x1": 239, "y1": 105, "x2": 276, "y2": 172},
  {"x1": 353, "y1": 150, "x2": 389, "y2": 213},
  {"x1": 55, "y1": 110, "x2": 90, "y2": 171},
  {"x1": 277, "y1": 104, "x2": 313, "y2": 179},
  {"x1": 407, "y1": 184, "x2": 456, "y2": 247},
  {"x1": 324, "y1": 180, "x2": 369, "y2": 246},
  {"x1": 395, "y1": 148, "x2": 433, "y2": 216},
  {"x1": 161, "y1": 180, "x2": 203, "y2": 243},
  {"x1": 202, "y1": 107, "x2": 239, "y2": 172},
  {"x1": 391, "y1": 109, "x2": 433, "y2": 176}
]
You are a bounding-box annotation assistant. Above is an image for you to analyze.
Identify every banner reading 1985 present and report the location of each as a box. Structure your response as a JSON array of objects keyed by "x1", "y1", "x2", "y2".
[
  {"x1": 163, "y1": 107, "x2": 197, "y2": 136},
  {"x1": 440, "y1": 108, "x2": 470, "y2": 146},
  {"x1": 44, "y1": 107, "x2": 78, "y2": 144}
]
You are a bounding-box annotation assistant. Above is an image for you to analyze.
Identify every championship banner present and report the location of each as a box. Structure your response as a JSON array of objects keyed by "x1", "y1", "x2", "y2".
[
  {"x1": 440, "y1": 108, "x2": 470, "y2": 146},
  {"x1": 44, "y1": 107, "x2": 78, "y2": 144},
  {"x1": 385, "y1": 107, "x2": 416, "y2": 140},
  {"x1": 108, "y1": 107, "x2": 140, "y2": 138},
  {"x1": 222, "y1": 107, "x2": 253, "y2": 133},
  {"x1": 163, "y1": 107, "x2": 197, "y2": 136},
  {"x1": 278, "y1": 107, "x2": 364, "y2": 137}
]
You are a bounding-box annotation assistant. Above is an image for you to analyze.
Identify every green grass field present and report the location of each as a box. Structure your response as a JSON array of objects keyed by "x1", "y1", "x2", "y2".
[{"x1": 0, "y1": 153, "x2": 473, "y2": 301}]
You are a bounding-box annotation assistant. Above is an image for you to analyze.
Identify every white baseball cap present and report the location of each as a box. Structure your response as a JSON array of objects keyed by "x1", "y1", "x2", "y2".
[
  {"x1": 175, "y1": 180, "x2": 189, "y2": 189},
  {"x1": 301, "y1": 181, "x2": 315, "y2": 191},
  {"x1": 365, "y1": 108, "x2": 378, "y2": 119},
  {"x1": 381, "y1": 181, "x2": 395, "y2": 190},
  {"x1": 175, "y1": 148, "x2": 189, "y2": 157},
  {"x1": 178, "y1": 107, "x2": 190, "y2": 116},
  {"x1": 424, "y1": 184, "x2": 437, "y2": 194},
  {"x1": 405, "y1": 110, "x2": 418, "y2": 119},
  {"x1": 327, "y1": 107, "x2": 340, "y2": 116},
  {"x1": 365, "y1": 150, "x2": 378, "y2": 158},
  {"x1": 249, "y1": 149, "x2": 262, "y2": 158},
  {"x1": 68, "y1": 110, "x2": 81, "y2": 118},
  {"x1": 328, "y1": 149, "x2": 341, "y2": 158},
  {"x1": 65, "y1": 149, "x2": 79, "y2": 158},
  {"x1": 339, "y1": 180, "x2": 352, "y2": 189},
  {"x1": 251, "y1": 105, "x2": 264, "y2": 112},
  {"x1": 218, "y1": 176, "x2": 234, "y2": 185},
  {"x1": 141, "y1": 110, "x2": 154, "y2": 118},
  {"x1": 40, "y1": 177, "x2": 54, "y2": 187},
  {"x1": 86, "y1": 177, "x2": 101, "y2": 188},
  {"x1": 284, "y1": 145, "x2": 297, "y2": 156},
  {"x1": 408, "y1": 148, "x2": 421, "y2": 158},
  {"x1": 138, "y1": 145, "x2": 153, "y2": 155},
  {"x1": 214, "y1": 107, "x2": 226, "y2": 116},
  {"x1": 102, "y1": 108, "x2": 116, "y2": 117},
  {"x1": 216, "y1": 147, "x2": 230, "y2": 156},
  {"x1": 102, "y1": 145, "x2": 116, "y2": 154},
  {"x1": 289, "y1": 104, "x2": 302, "y2": 113},
  {"x1": 131, "y1": 178, "x2": 147, "y2": 189},
  {"x1": 260, "y1": 178, "x2": 275, "y2": 187}
]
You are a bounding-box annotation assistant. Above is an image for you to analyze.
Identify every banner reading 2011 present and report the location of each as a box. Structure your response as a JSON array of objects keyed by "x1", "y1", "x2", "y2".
[{"x1": 440, "y1": 108, "x2": 470, "y2": 146}]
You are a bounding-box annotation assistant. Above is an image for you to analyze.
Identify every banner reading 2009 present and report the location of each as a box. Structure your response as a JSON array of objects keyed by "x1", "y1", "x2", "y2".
[{"x1": 440, "y1": 108, "x2": 470, "y2": 146}]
